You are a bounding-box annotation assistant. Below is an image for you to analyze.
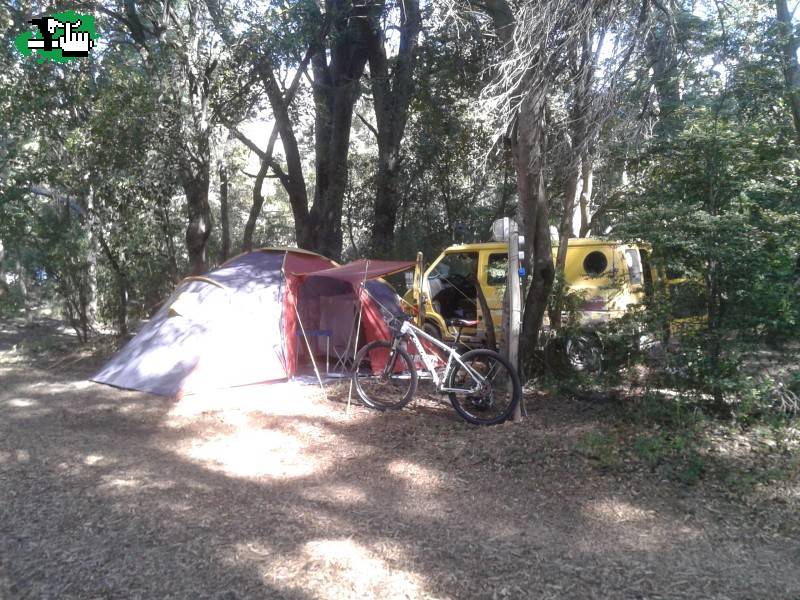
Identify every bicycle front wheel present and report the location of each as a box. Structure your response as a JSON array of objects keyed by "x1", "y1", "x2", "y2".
[
  {"x1": 447, "y1": 349, "x2": 521, "y2": 425},
  {"x1": 352, "y1": 340, "x2": 418, "y2": 411}
]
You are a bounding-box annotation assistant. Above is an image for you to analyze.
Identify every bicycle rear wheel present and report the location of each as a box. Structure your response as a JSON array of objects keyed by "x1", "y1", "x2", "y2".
[
  {"x1": 352, "y1": 340, "x2": 418, "y2": 410},
  {"x1": 447, "y1": 349, "x2": 520, "y2": 425}
]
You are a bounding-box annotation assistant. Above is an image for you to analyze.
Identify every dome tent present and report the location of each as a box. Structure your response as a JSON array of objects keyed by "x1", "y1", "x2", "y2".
[{"x1": 92, "y1": 248, "x2": 411, "y2": 397}]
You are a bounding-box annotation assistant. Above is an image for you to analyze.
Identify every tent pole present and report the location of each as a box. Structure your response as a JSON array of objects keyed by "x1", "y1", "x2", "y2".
[
  {"x1": 294, "y1": 303, "x2": 327, "y2": 397},
  {"x1": 347, "y1": 260, "x2": 370, "y2": 414}
]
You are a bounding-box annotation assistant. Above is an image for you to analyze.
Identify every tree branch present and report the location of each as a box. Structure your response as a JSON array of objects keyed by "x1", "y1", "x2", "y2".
[{"x1": 356, "y1": 112, "x2": 379, "y2": 138}]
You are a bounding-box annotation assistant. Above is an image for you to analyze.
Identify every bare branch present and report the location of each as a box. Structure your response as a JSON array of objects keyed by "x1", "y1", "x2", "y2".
[{"x1": 356, "y1": 112, "x2": 379, "y2": 139}]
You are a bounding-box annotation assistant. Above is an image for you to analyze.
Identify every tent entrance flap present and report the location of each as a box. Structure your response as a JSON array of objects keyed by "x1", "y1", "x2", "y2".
[{"x1": 291, "y1": 260, "x2": 414, "y2": 381}]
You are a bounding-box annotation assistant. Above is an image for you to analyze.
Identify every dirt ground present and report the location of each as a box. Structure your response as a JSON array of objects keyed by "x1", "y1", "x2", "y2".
[{"x1": 1, "y1": 319, "x2": 799, "y2": 599}]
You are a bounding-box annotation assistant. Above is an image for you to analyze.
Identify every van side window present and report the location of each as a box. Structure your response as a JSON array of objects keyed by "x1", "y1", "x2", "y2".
[
  {"x1": 487, "y1": 254, "x2": 508, "y2": 285},
  {"x1": 583, "y1": 251, "x2": 608, "y2": 277},
  {"x1": 625, "y1": 249, "x2": 643, "y2": 285}
]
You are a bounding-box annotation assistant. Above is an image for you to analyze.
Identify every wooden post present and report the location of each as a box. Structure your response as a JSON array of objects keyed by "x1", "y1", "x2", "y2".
[{"x1": 507, "y1": 221, "x2": 523, "y2": 421}]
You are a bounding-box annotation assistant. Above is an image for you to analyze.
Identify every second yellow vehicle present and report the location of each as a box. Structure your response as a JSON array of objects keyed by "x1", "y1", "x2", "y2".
[{"x1": 403, "y1": 238, "x2": 701, "y2": 346}]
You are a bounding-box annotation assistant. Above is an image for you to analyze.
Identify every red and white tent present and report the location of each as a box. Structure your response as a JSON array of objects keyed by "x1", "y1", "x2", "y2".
[{"x1": 92, "y1": 248, "x2": 413, "y2": 397}]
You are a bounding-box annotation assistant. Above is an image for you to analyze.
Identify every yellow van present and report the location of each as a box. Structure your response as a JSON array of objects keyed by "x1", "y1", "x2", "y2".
[{"x1": 403, "y1": 239, "x2": 659, "y2": 343}]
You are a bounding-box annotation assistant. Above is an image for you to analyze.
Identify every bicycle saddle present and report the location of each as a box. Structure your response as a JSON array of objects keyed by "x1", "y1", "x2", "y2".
[{"x1": 446, "y1": 318, "x2": 479, "y2": 329}]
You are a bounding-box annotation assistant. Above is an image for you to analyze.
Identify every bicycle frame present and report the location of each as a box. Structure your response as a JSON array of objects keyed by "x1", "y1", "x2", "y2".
[{"x1": 393, "y1": 320, "x2": 485, "y2": 394}]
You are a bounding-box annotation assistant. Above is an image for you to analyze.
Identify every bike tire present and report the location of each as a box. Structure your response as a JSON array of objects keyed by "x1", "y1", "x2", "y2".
[
  {"x1": 447, "y1": 349, "x2": 521, "y2": 425},
  {"x1": 352, "y1": 340, "x2": 418, "y2": 411}
]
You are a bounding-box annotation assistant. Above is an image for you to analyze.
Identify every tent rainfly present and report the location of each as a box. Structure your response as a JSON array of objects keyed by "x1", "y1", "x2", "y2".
[{"x1": 91, "y1": 248, "x2": 412, "y2": 397}]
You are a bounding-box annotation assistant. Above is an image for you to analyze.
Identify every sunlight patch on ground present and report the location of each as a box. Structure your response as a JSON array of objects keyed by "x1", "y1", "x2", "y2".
[
  {"x1": 185, "y1": 429, "x2": 322, "y2": 479},
  {"x1": 586, "y1": 499, "x2": 656, "y2": 524},
  {"x1": 165, "y1": 379, "x2": 349, "y2": 481},
  {"x1": 27, "y1": 382, "x2": 73, "y2": 392},
  {"x1": 231, "y1": 538, "x2": 436, "y2": 600},
  {"x1": 83, "y1": 454, "x2": 105, "y2": 466},
  {"x1": 71, "y1": 380, "x2": 95, "y2": 390},
  {"x1": 169, "y1": 381, "x2": 333, "y2": 421},
  {"x1": 297, "y1": 539, "x2": 431, "y2": 600},
  {"x1": 5, "y1": 398, "x2": 38, "y2": 408},
  {"x1": 387, "y1": 459, "x2": 442, "y2": 490},
  {"x1": 581, "y1": 498, "x2": 703, "y2": 552},
  {"x1": 300, "y1": 483, "x2": 368, "y2": 505},
  {"x1": 106, "y1": 476, "x2": 141, "y2": 488}
]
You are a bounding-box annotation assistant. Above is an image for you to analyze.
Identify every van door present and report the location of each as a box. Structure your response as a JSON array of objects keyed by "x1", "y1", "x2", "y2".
[
  {"x1": 427, "y1": 252, "x2": 479, "y2": 322},
  {"x1": 481, "y1": 251, "x2": 508, "y2": 332}
]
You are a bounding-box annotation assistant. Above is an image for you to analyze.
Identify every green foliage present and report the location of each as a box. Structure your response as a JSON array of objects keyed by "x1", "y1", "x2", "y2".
[
  {"x1": 606, "y1": 2, "x2": 800, "y2": 414},
  {"x1": 577, "y1": 430, "x2": 619, "y2": 470}
]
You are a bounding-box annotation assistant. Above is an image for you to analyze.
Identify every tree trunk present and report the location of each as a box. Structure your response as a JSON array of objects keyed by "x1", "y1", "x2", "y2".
[
  {"x1": 15, "y1": 259, "x2": 30, "y2": 323},
  {"x1": 0, "y1": 240, "x2": 7, "y2": 298},
  {"x1": 156, "y1": 194, "x2": 179, "y2": 283},
  {"x1": 302, "y1": 13, "x2": 369, "y2": 260},
  {"x1": 219, "y1": 161, "x2": 230, "y2": 262},
  {"x1": 245, "y1": 59, "x2": 309, "y2": 252},
  {"x1": 365, "y1": 0, "x2": 421, "y2": 258},
  {"x1": 85, "y1": 183, "x2": 98, "y2": 329},
  {"x1": 480, "y1": 0, "x2": 555, "y2": 369},
  {"x1": 578, "y1": 156, "x2": 593, "y2": 237},
  {"x1": 97, "y1": 230, "x2": 129, "y2": 336},
  {"x1": 552, "y1": 34, "x2": 593, "y2": 325},
  {"x1": 182, "y1": 166, "x2": 212, "y2": 275},
  {"x1": 551, "y1": 162, "x2": 580, "y2": 328},
  {"x1": 776, "y1": 0, "x2": 800, "y2": 144},
  {"x1": 646, "y1": 22, "x2": 682, "y2": 139},
  {"x1": 472, "y1": 273, "x2": 497, "y2": 352},
  {"x1": 229, "y1": 4, "x2": 370, "y2": 260},
  {"x1": 513, "y1": 86, "x2": 555, "y2": 367}
]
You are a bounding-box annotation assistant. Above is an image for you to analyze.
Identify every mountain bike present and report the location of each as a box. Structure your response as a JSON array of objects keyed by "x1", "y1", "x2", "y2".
[{"x1": 351, "y1": 314, "x2": 521, "y2": 425}]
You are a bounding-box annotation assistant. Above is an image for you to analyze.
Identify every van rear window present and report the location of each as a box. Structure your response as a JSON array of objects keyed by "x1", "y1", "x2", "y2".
[{"x1": 583, "y1": 251, "x2": 608, "y2": 277}]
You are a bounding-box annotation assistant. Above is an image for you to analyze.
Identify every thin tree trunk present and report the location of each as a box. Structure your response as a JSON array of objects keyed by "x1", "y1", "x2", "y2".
[
  {"x1": 240, "y1": 134, "x2": 277, "y2": 253},
  {"x1": 15, "y1": 259, "x2": 30, "y2": 323},
  {"x1": 242, "y1": 160, "x2": 270, "y2": 252},
  {"x1": 156, "y1": 194, "x2": 179, "y2": 283},
  {"x1": 0, "y1": 240, "x2": 6, "y2": 298},
  {"x1": 97, "y1": 230, "x2": 129, "y2": 336},
  {"x1": 85, "y1": 183, "x2": 98, "y2": 329},
  {"x1": 578, "y1": 156, "x2": 593, "y2": 237},
  {"x1": 472, "y1": 274, "x2": 497, "y2": 352},
  {"x1": 219, "y1": 161, "x2": 230, "y2": 262},
  {"x1": 551, "y1": 163, "x2": 580, "y2": 328},
  {"x1": 776, "y1": 0, "x2": 800, "y2": 144}
]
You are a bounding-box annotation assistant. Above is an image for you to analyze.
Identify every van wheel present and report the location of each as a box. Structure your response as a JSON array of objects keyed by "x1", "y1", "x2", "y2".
[
  {"x1": 423, "y1": 322, "x2": 442, "y2": 341},
  {"x1": 564, "y1": 333, "x2": 603, "y2": 374},
  {"x1": 544, "y1": 333, "x2": 603, "y2": 376}
]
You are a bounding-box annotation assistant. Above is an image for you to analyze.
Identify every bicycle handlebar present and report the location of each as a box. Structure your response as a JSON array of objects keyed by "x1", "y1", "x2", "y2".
[{"x1": 387, "y1": 313, "x2": 413, "y2": 333}]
